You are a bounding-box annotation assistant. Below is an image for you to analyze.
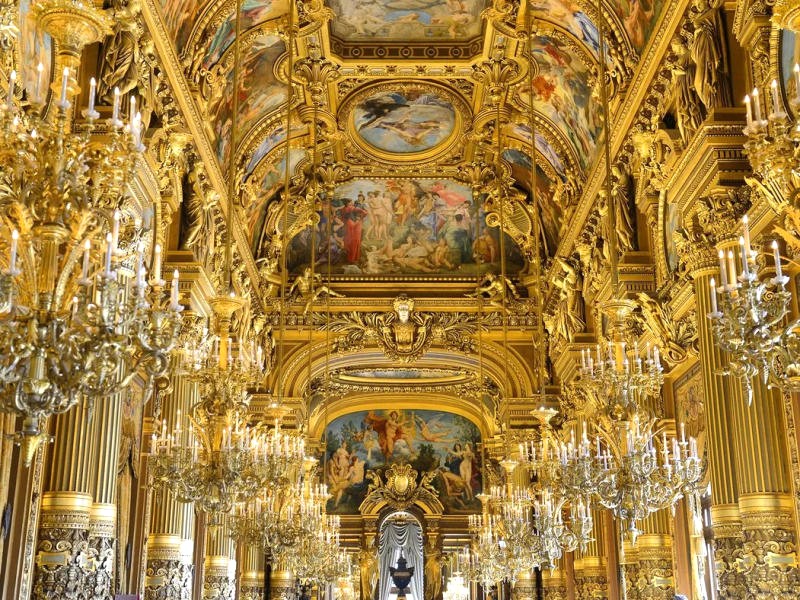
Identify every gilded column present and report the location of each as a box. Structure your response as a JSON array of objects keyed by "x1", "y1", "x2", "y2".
[
  {"x1": 734, "y1": 381, "x2": 800, "y2": 594},
  {"x1": 512, "y1": 570, "x2": 536, "y2": 600},
  {"x1": 202, "y1": 522, "x2": 235, "y2": 600},
  {"x1": 619, "y1": 539, "x2": 640, "y2": 599},
  {"x1": 32, "y1": 408, "x2": 97, "y2": 599},
  {"x1": 145, "y1": 373, "x2": 198, "y2": 600},
  {"x1": 239, "y1": 545, "x2": 265, "y2": 600},
  {"x1": 573, "y1": 509, "x2": 607, "y2": 600},
  {"x1": 636, "y1": 510, "x2": 675, "y2": 599},
  {"x1": 270, "y1": 566, "x2": 296, "y2": 600},
  {"x1": 541, "y1": 562, "x2": 568, "y2": 599},
  {"x1": 676, "y1": 198, "x2": 747, "y2": 599}
]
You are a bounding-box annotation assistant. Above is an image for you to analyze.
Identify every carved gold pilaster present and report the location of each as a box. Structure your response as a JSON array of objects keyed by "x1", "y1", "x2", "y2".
[
  {"x1": 32, "y1": 492, "x2": 93, "y2": 600},
  {"x1": 739, "y1": 494, "x2": 800, "y2": 598},
  {"x1": 619, "y1": 541, "x2": 640, "y2": 599},
  {"x1": 511, "y1": 570, "x2": 536, "y2": 600},
  {"x1": 636, "y1": 532, "x2": 675, "y2": 599},
  {"x1": 711, "y1": 504, "x2": 746, "y2": 599},
  {"x1": 144, "y1": 534, "x2": 192, "y2": 600},
  {"x1": 270, "y1": 568, "x2": 296, "y2": 600},
  {"x1": 239, "y1": 545, "x2": 265, "y2": 600},
  {"x1": 541, "y1": 565, "x2": 567, "y2": 600},
  {"x1": 202, "y1": 524, "x2": 234, "y2": 600},
  {"x1": 573, "y1": 556, "x2": 608, "y2": 600}
]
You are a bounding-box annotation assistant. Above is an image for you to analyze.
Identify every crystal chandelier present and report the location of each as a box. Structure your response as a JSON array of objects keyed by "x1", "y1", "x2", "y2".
[
  {"x1": 443, "y1": 554, "x2": 470, "y2": 600},
  {"x1": 148, "y1": 295, "x2": 290, "y2": 517},
  {"x1": 283, "y1": 512, "x2": 346, "y2": 586},
  {"x1": 518, "y1": 408, "x2": 597, "y2": 563},
  {"x1": 0, "y1": 22, "x2": 181, "y2": 461},
  {"x1": 706, "y1": 216, "x2": 791, "y2": 402},
  {"x1": 593, "y1": 413, "x2": 702, "y2": 539},
  {"x1": 228, "y1": 457, "x2": 324, "y2": 557},
  {"x1": 464, "y1": 508, "x2": 517, "y2": 588},
  {"x1": 571, "y1": 300, "x2": 664, "y2": 415}
]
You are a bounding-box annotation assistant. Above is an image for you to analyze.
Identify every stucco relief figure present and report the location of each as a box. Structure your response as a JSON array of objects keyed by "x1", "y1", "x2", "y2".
[
  {"x1": 668, "y1": 36, "x2": 704, "y2": 143},
  {"x1": 289, "y1": 267, "x2": 344, "y2": 314},
  {"x1": 380, "y1": 295, "x2": 428, "y2": 355},
  {"x1": 360, "y1": 537, "x2": 379, "y2": 600},
  {"x1": 425, "y1": 542, "x2": 443, "y2": 600},
  {"x1": 98, "y1": 0, "x2": 142, "y2": 103},
  {"x1": 611, "y1": 165, "x2": 636, "y2": 253},
  {"x1": 116, "y1": 392, "x2": 141, "y2": 590},
  {"x1": 689, "y1": 0, "x2": 731, "y2": 110},
  {"x1": 551, "y1": 257, "x2": 585, "y2": 343},
  {"x1": 465, "y1": 272, "x2": 521, "y2": 309}
]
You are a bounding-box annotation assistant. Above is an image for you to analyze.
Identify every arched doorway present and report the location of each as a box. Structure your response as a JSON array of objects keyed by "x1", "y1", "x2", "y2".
[{"x1": 377, "y1": 511, "x2": 424, "y2": 600}]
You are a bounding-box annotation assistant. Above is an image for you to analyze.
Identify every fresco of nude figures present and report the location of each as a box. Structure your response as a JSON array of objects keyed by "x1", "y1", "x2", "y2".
[
  {"x1": 286, "y1": 178, "x2": 524, "y2": 276},
  {"x1": 324, "y1": 409, "x2": 483, "y2": 514}
]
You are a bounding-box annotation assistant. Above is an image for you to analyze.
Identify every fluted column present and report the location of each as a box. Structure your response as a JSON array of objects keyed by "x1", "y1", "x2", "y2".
[
  {"x1": 145, "y1": 374, "x2": 197, "y2": 600},
  {"x1": 512, "y1": 570, "x2": 536, "y2": 600},
  {"x1": 542, "y1": 561, "x2": 567, "y2": 599},
  {"x1": 677, "y1": 211, "x2": 746, "y2": 599},
  {"x1": 32, "y1": 406, "x2": 97, "y2": 599},
  {"x1": 270, "y1": 567, "x2": 296, "y2": 600},
  {"x1": 239, "y1": 545, "x2": 265, "y2": 600},
  {"x1": 202, "y1": 523, "x2": 235, "y2": 600},
  {"x1": 85, "y1": 390, "x2": 123, "y2": 600},
  {"x1": 573, "y1": 509, "x2": 607, "y2": 600}
]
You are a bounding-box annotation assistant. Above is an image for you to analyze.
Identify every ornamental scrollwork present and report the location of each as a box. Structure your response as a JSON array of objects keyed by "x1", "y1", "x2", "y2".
[{"x1": 361, "y1": 463, "x2": 441, "y2": 512}]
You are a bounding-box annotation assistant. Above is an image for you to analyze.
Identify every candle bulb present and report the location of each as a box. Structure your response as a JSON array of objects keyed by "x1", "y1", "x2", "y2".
[
  {"x1": 153, "y1": 243, "x2": 162, "y2": 282},
  {"x1": 727, "y1": 250, "x2": 737, "y2": 285},
  {"x1": 34, "y1": 63, "x2": 44, "y2": 104},
  {"x1": 753, "y1": 88, "x2": 763, "y2": 123},
  {"x1": 739, "y1": 236, "x2": 750, "y2": 279},
  {"x1": 771, "y1": 79, "x2": 782, "y2": 116},
  {"x1": 6, "y1": 70, "x2": 15, "y2": 109},
  {"x1": 744, "y1": 94, "x2": 753, "y2": 128},
  {"x1": 170, "y1": 269, "x2": 180, "y2": 309},
  {"x1": 718, "y1": 249, "x2": 728, "y2": 289},
  {"x1": 59, "y1": 67, "x2": 69, "y2": 107},
  {"x1": 773, "y1": 240, "x2": 784, "y2": 280},
  {"x1": 710, "y1": 277, "x2": 718, "y2": 313},
  {"x1": 654, "y1": 345, "x2": 660, "y2": 367},
  {"x1": 87, "y1": 77, "x2": 97, "y2": 115},
  {"x1": 129, "y1": 95, "x2": 137, "y2": 125},
  {"x1": 9, "y1": 229, "x2": 18, "y2": 274},
  {"x1": 81, "y1": 239, "x2": 91, "y2": 280},
  {"x1": 104, "y1": 233, "x2": 113, "y2": 276},
  {"x1": 112, "y1": 87, "x2": 121, "y2": 124}
]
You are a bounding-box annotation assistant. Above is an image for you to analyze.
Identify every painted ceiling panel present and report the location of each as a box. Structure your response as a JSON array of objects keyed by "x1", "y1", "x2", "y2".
[
  {"x1": 207, "y1": 33, "x2": 287, "y2": 165},
  {"x1": 160, "y1": 0, "x2": 205, "y2": 54},
  {"x1": 328, "y1": 0, "x2": 486, "y2": 42},
  {"x1": 530, "y1": 0, "x2": 600, "y2": 56},
  {"x1": 613, "y1": 0, "x2": 665, "y2": 51},
  {"x1": 518, "y1": 34, "x2": 600, "y2": 171}
]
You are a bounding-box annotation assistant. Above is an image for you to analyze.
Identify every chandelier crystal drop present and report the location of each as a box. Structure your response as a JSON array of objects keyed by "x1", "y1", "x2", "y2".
[
  {"x1": 0, "y1": 63, "x2": 181, "y2": 462},
  {"x1": 706, "y1": 216, "x2": 792, "y2": 402}
]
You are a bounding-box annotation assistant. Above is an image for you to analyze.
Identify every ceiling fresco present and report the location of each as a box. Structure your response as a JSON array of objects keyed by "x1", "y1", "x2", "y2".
[
  {"x1": 146, "y1": 0, "x2": 675, "y2": 286},
  {"x1": 285, "y1": 178, "x2": 525, "y2": 277},
  {"x1": 328, "y1": 0, "x2": 486, "y2": 42}
]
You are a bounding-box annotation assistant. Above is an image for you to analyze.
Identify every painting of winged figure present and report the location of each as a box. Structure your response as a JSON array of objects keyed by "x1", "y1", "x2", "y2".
[{"x1": 324, "y1": 409, "x2": 483, "y2": 514}]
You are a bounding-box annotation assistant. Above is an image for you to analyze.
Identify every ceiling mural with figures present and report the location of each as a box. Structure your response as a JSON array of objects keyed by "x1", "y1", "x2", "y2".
[{"x1": 146, "y1": 0, "x2": 669, "y2": 278}]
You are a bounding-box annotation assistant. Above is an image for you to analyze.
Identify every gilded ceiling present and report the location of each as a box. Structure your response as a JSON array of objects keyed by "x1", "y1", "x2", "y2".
[{"x1": 154, "y1": 0, "x2": 667, "y2": 273}]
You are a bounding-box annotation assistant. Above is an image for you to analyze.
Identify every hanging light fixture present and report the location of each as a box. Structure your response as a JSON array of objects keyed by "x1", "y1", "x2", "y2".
[
  {"x1": 561, "y1": 0, "x2": 703, "y2": 539},
  {"x1": 148, "y1": 0, "x2": 298, "y2": 519},
  {"x1": 0, "y1": 4, "x2": 182, "y2": 462}
]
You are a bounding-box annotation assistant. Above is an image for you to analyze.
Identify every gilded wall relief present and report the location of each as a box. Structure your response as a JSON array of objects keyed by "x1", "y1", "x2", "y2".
[
  {"x1": 502, "y1": 149, "x2": 563, "y2": 257},
  {"x1": 328, "y1": 0, "x2": 486, "y2": 42},
  {"x1": 324, "y1": 409, "x2": 483, "y2": 514},
  {"x1": 18, "y1": 0, "x2": 52, "y2": 92},
  {"x1": 248, "y1": 147, "x2": 308, "y2": 250},
  {"x1": 159, "y1": 0, "x2": 205, "y2": 54},
  {"x1": 208, "y1": 33, "x2": 287, "y2": 164},
  {"x1": 515, "y1": 34, "x2": 600, "y2": 171},
  {"x1": 285, "y1": 178, "x2": 525, "y2": 277},
  {"x1": 340, "y1": 82, "x2": 469, "y2": 164}
]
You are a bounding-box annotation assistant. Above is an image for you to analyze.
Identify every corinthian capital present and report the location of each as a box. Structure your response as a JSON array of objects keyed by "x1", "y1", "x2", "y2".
[{"x1": 695, "y1": 187, "x2": 752, "y2": 245}]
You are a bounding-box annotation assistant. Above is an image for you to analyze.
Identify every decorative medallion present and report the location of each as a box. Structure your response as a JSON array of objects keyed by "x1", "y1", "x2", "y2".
[{"x1": 340, "y1": 82, "x2": 469, "y2": 163}]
